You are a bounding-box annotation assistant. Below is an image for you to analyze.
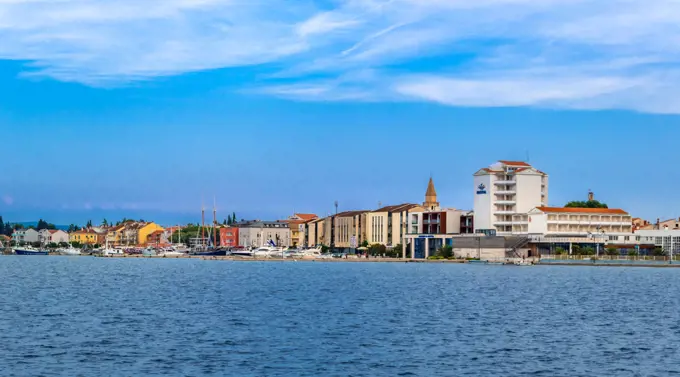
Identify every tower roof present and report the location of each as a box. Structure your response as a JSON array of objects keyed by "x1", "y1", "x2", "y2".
[{"x1": 425, "y1": 177, "x2": 437, "y2": 197}]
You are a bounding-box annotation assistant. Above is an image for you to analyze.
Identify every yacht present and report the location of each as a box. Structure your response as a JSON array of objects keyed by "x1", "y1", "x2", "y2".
[
  {"x1": 58, "y1": 245, "x2": 81, "y2": 256},
  {"x1": 142, "y1": 247, "x2": 157, "y2": 257},
  {"x1": 14, "y1": 246, "x2": 49, "y2": 255},
  {"x1": 158, "y1": 246, "x2": 186, "y2": 257},
  {"x1": 231, "y1": 247, "x2": 253, "y2": 257},
  {"x1": 252, "y1": 247, "x2": 275, "y2": 258}
]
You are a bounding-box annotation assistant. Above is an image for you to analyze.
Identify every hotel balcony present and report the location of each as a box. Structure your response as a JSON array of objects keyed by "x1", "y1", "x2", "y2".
[
  {"x1": 493, "y1": 221, "x2": 514, "y2": 225},
  {"x1": 494, "y1": 210, "x2": 516, "y2": 215},
  {"x1": 494, "y1": 181, "x2": 516, "y2": 185},
  {"x1": 494, "y1": 190, "x2": 516, "y2": 195},
  {"x1": 494, "y1": 200, "x2": 516, "y2": 205}
]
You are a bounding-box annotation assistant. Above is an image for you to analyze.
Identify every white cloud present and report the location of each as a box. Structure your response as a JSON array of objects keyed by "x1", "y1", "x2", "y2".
[{"x1": 2, "y1": 0, "x2": 680, "y2": 112}]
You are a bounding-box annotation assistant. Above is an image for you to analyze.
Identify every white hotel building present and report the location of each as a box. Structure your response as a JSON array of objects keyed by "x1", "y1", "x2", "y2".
[{"x1": 473, "y1": 161, "x2": 548, "y2": 235}]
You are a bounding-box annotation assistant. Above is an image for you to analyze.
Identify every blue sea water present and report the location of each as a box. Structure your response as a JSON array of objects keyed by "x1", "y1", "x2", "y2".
[{"x1": 1, "y1": 257, "x2": 680, "y2": 376}]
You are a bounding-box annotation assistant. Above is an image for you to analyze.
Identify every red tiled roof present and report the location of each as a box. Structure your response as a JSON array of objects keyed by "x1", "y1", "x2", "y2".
[
  {"x1": 499, "y1": 160, "x2": 531, "y2": 167},
  {"x1": 295, "y1": 213, "x2": 318, "y2": 221},
  {"x1": 536, "y1": 207, "x2": 629, "y2": 215},
  {"x1": 48, "y1": 229, "x2": 59, "y2": 234}
]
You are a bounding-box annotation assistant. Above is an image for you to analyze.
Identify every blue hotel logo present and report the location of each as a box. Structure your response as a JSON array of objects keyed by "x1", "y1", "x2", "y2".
[{"x1": 476, "y1": 183, "x2": 487, "y2": 195}]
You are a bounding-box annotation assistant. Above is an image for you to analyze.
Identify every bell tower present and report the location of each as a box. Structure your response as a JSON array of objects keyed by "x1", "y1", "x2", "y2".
[{"x1": 423, "y1": 177, "x2": 440, "y2": 211}]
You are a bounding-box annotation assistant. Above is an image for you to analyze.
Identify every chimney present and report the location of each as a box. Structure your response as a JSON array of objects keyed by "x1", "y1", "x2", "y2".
[{"x1": 588, "y1": 190, "x2": 594, "y2": 202}]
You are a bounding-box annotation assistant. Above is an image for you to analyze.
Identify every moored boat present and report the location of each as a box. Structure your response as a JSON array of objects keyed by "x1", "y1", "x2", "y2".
[
  {"x1": 58, "y1": 246, "x2": 82, "y2": 256},
  {"x1": 14, "y1": 247, "x2": 49, "y2": 255}
]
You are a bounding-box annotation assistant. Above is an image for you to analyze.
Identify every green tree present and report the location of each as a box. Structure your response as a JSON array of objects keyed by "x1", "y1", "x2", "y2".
[
  {"x1": 102, "y1": 218, "x2": 108, "y2": 227},
  {"x1": 58, "y1": 242, "x2": 69, "y2": 247},
  {"x1": 37, "y1": 219, "x2": 48, "y2": 231},
  {"x1": 628, "y1": 249, "x2": 638, "y2": 257},
  {"x1": 437, "y1": 244, "x2": 454, "y2": 258},
  {"x1": 653, "y1": 247, "x2": 665, "y2": 256},
  {"x1": 361, "y1": 240, "x2": 369, "y2": 248},
  {"x1": 232, "y1": 212, "x2": 237, "y2": 224},
  {"x1": 47, "y1": 242, "x2": 58, "y2": 249},
  {"x1": 222, "y1": 219, "x2": 227, "y2": 226},
  {"x1": 368, "y1": 243, "x2": 387, "y2": 256},
  {"x1": 86, "y1": 220, "x2": 92, "y2": 228},
  {"x1": 321, "y1": 245, "x2": 330, "y2": 253},
  {"x1": 606, "y1": 247, "x2": 619, "y2": 256},
  {"x1": 571, "y1": 245, "x2": 581, "y2": 255},
  {"x1": 565, "y1": 200, "x2": 608, "y2": 209},
  {"x1": 72, "y1": 242, "x2": 83, "y2": 249},
  {"x1": 583, "y1": 246, "x2": 596, "y2": 256},
  {"x1": 555, "y1": 247, "x2": 567, "y2": 255}
]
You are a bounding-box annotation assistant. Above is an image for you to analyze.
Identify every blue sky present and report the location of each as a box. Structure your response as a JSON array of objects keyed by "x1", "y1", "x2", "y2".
[{"x1": 1, "y1": 0, "x2": 680, "y2": 225}]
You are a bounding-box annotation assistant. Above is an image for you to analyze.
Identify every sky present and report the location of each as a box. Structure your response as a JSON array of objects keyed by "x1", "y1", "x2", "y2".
[{"x1": 1, "y1": 0, "x2": 680, "y2": 225}]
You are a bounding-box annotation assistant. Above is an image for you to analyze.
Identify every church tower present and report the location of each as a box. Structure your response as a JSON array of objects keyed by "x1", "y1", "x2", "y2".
[{"x1": 423, "y1": 177, "x2": 440, "y2": 211}]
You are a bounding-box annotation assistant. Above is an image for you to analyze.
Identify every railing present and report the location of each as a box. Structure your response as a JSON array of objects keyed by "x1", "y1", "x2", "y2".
[{"x1": 541, "y1": 254, "x2": 677, "y2": 262}]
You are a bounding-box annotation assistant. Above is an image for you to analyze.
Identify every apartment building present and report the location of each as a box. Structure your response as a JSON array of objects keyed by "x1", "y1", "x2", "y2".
[
  {"x1": 334, "y1": 210, "x2": 369, "y2": 248},
  {"x1": 473, "y1": 160, "x2": 548, "y2": 235},
  {"x1": 522, "y1": 207, "x2": 633, "y2": 236},
  {"x1": 366, "y1": 204, "x2": 422, "y2": 247},
  {"x1": 237, "y1": 221, "x2": 290, "y2": 248},
  {"x1": 219, "y1": 227, "x2": 239, "y2": 247}
]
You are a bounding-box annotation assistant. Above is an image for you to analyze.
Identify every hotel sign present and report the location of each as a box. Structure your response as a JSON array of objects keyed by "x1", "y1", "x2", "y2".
[{"x1": 476, "y1": 183, "x2": 487, "y2": 195}]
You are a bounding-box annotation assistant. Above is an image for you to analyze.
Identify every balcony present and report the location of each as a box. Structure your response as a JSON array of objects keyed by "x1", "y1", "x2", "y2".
[
  {"x1": 494, "y1": 200, "x2": 516, "y2": 205},
  {"x1": 494, "y1": 181, "x2": 516, "y2": 186},
  {"x1": 494, "y1": 221, "x2": 514, "y2": 225},
  {"x1": 494, "y1": 190, "x2": 516, "y2": 195},
  {"x1": 494, "y1": 210, "x2": 516, "y2": 215}
]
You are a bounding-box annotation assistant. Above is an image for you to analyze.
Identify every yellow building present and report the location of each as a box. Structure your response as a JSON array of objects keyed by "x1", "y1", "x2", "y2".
[
  {"x1": 137, "y1": 222, "x2": 164, "y2": 245},
  {"x1": 106, "y1": 224, "x2": 126, "y2": 246},
  {"x1": 70, "y1": 229, "x2": 99, "y2": 245}
]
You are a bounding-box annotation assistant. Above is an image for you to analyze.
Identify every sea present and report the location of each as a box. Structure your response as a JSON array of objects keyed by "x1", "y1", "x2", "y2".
[{"x1": 1, "y1": 257, "x2": 679, "y2": 376}]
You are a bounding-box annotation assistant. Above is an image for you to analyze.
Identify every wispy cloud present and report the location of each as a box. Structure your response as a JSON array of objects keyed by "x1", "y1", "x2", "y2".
[
  {"x1": 2, "y1": 0, "x2": 680, "y2": 112},
  {"x1": 2, "y1": 195, "x2": 14, "y2": 206}
]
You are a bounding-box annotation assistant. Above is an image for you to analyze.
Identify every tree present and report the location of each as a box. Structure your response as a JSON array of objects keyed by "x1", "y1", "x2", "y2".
[
  {"x1": 86, "y1": 220, "x2": 92, "y2": 228},
  {"x1": 368, "y1": 243, "x2": 387, "y2": 256},
  {"x1": 102, "y1": 218, "x2": 109, "y2": 227},
  {"x1": 627, "y1": 249, "x2": 639, "y2": 257},
  {"x1": 583, "y1": 247, "x2": 596, "y2": 256},
  {"x1": 437, "y1": 245, "x2": 453, "y2": 259},
  {"x1": 47, "y1": 242, "x2": 58, "y2": 249},
  {"x1": 222, "y1": 219, "x2": 227, "y2": 226},
  {"x1": 606, "y1": 247, "x2": 619, "y2": 256},
  {"x1": 232, "y1": 212, "x2": 237, "y2": 224},
  {"x1": 555, "y1": 247, "x2": 567, "y2": 255},
  {"x1": 58, "y1": 242, "x2": 68, "y2": 247},
  {"x1": 653, "y1": 247, "x2": 665, "y2": 256},
  {"x1": 571, "y1": 245, "x2": 581, "y2": 255},
  {"x1": 565, "y1": 200, "x2": 608, "y2": 209},
  {"x1": 37, "y1": 219, "x2": 48, "y2": 231},
  {"x1": 361, "y1": 240, "x2": 369, "y2": 248}
]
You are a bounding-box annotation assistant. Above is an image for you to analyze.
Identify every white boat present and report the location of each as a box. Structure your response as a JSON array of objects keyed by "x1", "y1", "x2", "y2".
[
  {"x1": 142, "y1": 247, "x2": 157, "y2": 256},
  {"x1": 158, "y1": 247, "x2": 185, "y2": 257},
  {"x1": 101, "y1": 247, "x2": 124, "y2": 256},
  {"x1": 253, "y1": 247, "x2": 275, "y2": 258},
  {"x1": 514, "y1": 259, "x2": 534, "y2": 266},
  {"x1": 231, "y1": 247, "x2": 253, "y2": 257},
  {"x1": 58, "y1": 245, "x2": 81, "y2": 256}
]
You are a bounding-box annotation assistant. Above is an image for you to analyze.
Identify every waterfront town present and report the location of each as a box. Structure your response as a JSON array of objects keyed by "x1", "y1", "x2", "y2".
[{"x1": 1, "y1": 159, "x2": 679, "y2": 261}]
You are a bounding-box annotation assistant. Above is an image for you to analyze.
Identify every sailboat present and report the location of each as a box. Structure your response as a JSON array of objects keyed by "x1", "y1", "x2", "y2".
[{"x1": 191, "y1": 199, "x2": 227, "y2": 256}]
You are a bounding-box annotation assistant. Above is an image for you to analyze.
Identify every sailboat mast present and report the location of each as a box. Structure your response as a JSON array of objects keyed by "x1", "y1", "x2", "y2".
[
  {"x1": 201, "y1": 201, "x2": 205, "y2": 247},
  {"x1": 213, "y1": 197, "x2": 217, "y2": 248}
]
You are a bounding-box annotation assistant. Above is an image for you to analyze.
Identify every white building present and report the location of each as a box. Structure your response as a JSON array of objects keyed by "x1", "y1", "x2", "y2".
[
  {"x1": 12, "y1": 228, "x2": 39, "y2": 244},
  {"x1": 238, "y1": 221, "x2": 291, "y2": 248},
  {"x1": 38, "y1": 229, "x2": 70, "y2": 244},
  {"x1": 634, "y1": 229, "x2": 680, "y2": 255},
  {"x1": 473, "y1": 160, "x2": 548, "y2": 235},
  {"x1": 520, "y1": 207, "x2": 633, "y2": 236}
]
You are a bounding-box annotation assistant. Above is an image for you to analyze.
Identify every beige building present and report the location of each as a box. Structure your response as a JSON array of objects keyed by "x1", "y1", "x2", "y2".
[
  {"x1": 366, "y1": 204, "x2": 423, "y2": 247},
  {"x1": 334, "y1": 210, "x2": 369, "y2": 248}
]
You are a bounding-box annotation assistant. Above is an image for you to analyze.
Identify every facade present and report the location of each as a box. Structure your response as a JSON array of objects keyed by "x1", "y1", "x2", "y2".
[
  {"x1": 237, "y1": 221, "x2": 291, "y2": 248},
  {"x1": 70, "y1": 229, "x2": 100, "y2": 245},
  {"x1": 287, "y1": 213, "x2": 318, "y2": 247},
  {"x1": 146, "y1": 230, "x2": 166, "y2": 246},
  {"x1": 39, "y1": 229, "x2": 69, "y2": 244},
  {"x1": 138, "y1": 223, "x2": 165, "y2": 245},
  {"x1": 334, "y1": 210, "x2": 369, "y2": 249},
  {"x1": 366, "y1": 204, "x2": 422, "y2": 247},
  {"x1": 219, "y1": 227, "x2": 239, "y2": 247},
  {"x1": 473, "y1": 160, "x2": 548, "y2": 235},
  {"x1": 12, "y1": 228, "x2": 40, "y2": 244},
  {"x1": 461, "y1": 211, "x2": 474, "y2": 234},
  {"x1": 524, "y1": 207, "x2": 633, "y2": 236},
  {"x1": 306, "y1": 218, "x2": 324, "y2": 247},
  {"x1": 635, "y1": 229, "x2": 680, "y2": 255},
  {"x1": 637, "y1": 218, "x2": 680, "y2": 231},
  {"x1": 106, "y1": 224, "x2": 126, "y2": 246}
]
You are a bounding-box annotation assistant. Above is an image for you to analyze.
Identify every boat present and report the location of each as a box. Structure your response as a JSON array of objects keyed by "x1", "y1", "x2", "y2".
[
  {"x1": 142, "y1": 247, "x2": 157, "y2": 256},
  {"x1": 14, "y1": 246, "x2": 49, "y2": 255},
  {"x1": 58, "y1": 245, "x2": 81, "y2": 256},
  {"x1": 231, "y1": 247, "x2": 253, "y2": 257},
  {"x1": 252, "y1": 246, "x2": 277, "y2": 258},
  {"x1": 514, "y1": 259, "x2": 534, "y2": 266},
  {"x1": 191, "y1": 248, "x2": 228, "y2": 256}
]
